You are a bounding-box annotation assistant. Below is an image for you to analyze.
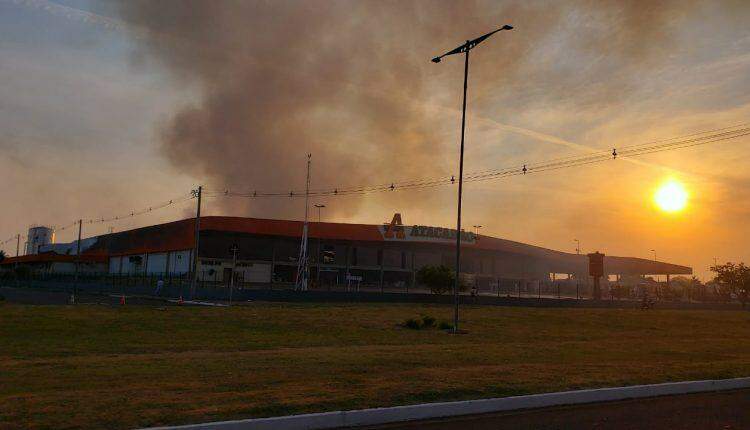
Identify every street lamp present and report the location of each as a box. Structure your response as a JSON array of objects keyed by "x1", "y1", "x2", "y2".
[
  {"x1": 574, "y1": 239, "x2": 580, "y2": 255},
  {"x1": 432, "y1": 24, "x2": 513, "y2": 333},
  {"x1": 473, "y1": 225, "x2": 482, "y2": 236},
  {"x1": 315, "y1": 204, "x2": 326, "y2": 286}
]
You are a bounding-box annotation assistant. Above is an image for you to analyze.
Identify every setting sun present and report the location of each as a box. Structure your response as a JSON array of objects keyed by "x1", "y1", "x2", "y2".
[{"x1": 654, "y1": 180, "x2": 688, "y2": 213}]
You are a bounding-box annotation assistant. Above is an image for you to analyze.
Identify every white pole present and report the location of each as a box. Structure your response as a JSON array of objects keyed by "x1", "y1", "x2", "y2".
[{"x1": 295, "y1": 154, "x2": 311, "y2": 291}]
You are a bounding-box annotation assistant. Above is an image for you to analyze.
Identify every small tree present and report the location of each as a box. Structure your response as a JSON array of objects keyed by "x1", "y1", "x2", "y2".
[
  {"x1": 710, "y1": 262, "x2": 750, "y2": 307},
  {"x1": 416, "y1": 265, "x2": 455, "y2": 295}
]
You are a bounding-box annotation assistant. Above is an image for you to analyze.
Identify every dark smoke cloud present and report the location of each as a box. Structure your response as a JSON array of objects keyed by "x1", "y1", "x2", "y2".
[{"x1": 115, "y1": 0, "x2": 702, "y2": 220}]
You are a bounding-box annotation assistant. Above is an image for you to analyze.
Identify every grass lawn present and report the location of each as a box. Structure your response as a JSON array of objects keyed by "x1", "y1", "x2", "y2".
[{"x1": 1, "y1": 302, "x2": 749, "y2": 429}]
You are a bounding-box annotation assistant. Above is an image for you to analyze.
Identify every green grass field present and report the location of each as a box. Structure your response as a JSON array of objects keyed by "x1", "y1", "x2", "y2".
[{"x1": 2, "y1": 302, "x2": 749, "y2": 429}]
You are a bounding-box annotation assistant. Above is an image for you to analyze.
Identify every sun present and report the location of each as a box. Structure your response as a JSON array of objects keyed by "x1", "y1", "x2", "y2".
[{"x1": 654, "y1": 180, "x2": 688, "y2": 213}]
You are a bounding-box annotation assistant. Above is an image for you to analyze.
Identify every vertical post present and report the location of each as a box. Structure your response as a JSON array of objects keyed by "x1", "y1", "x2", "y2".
[
  {"x1": 315, "y1": 204, "x2": 324, "y2": 287},
  {"x1": 295, "y1": 155, "x2": 311, "y2": 291},
  {"x1": 190, "y1": 186, "x2": 202, "y2": 299},
  {"x1": 73, "y1": 219, "x2": 82, "y2": 303},
  {"x1": 270, "y1": 240, "x2": 276, "y2": 290},
  {"x1": 379, "y1": 249, "x2": 384, "y2": 293},
  {"x1": 410, "y1": 251, "x2": 415, "y2": 293},
  {"x1": 14, "y1": 233, "x2": 20, "y2": 288},
  {"x1": 230, "y1": 246, "x2": 237, "y2": 306},
  {"x1": 452, "y1": 46, "x2": 470, "y2": 333}
]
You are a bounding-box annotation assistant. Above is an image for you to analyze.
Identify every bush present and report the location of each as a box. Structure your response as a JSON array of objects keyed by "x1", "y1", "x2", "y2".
[
  {"x1": 438, "y1": 321, "x2": 453, "y2": 330},
  {"x1": 421, "y1": 314, "x2": 436, "y2": 328},
  {"x1": 403, "y1": 318, "x2": 421, "y2": 330},
  {"x1": 417, "y1": 265, "x2": 455, "y2": 295}
]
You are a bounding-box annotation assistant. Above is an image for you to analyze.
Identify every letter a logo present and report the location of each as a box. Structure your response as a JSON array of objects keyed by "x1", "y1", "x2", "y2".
[{"x1": 384, "y1": 213, "x2": 405, "y2": 239}]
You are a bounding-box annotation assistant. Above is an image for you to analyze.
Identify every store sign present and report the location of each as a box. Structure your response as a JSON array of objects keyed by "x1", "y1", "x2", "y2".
[
  {"x1": 379, "y1": 213, "x2": 476, "y2": 244},
  {"x1": 588, "y1": 251, "x2": 605, "y2": 277}
]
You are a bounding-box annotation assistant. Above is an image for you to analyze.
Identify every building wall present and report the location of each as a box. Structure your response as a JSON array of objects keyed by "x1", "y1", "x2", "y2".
[
  {"x1": 146, "y1": 253, "x2": 168, "y2": 274},
  {"x1": 50, "y1": 262, "x2": 106, "y2": 273},
  {"x1": 168, "y1": 250, "x2": 191, "y2": 274},
  {"x1": 121, "y1": 254, "x2": 146, "y2": 274},
  {"x1": 109, "y1": 256, "x2": 122, "y2": 274}
]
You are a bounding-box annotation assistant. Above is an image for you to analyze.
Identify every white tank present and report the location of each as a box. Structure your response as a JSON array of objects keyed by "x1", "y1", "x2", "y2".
[{"x1": 25, "y1": 226, "x2": 55, "y2": 255}]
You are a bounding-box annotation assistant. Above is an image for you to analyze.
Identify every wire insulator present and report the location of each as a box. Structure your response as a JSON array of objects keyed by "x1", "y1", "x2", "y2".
[
  {"x1": 522, "y1": 164, "x2": 527, "y2": 174},
  {"x1": 612, "y1": 148, "x2": 618, "y2": 159}
]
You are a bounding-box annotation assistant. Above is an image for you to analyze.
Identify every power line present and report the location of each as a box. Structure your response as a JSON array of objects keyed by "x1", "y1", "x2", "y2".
[
  {"x1": 205, "y1": 125, "x2": 750, "y2": 199},
  {"x1": 2, "y1": 124, "x2": 748, "y2": 249},
  {"x1": 0, "y1": 193, "x2": 195, "y2": 252}
]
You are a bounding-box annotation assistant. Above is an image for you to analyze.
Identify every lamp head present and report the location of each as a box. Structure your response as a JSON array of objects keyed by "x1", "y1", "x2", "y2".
[
  {"x1": 502, "y1": 24, "x2": 513, "y2": 30},
  {"x1": 431, "y1": 57, "x2": 441, "y2": 63}
]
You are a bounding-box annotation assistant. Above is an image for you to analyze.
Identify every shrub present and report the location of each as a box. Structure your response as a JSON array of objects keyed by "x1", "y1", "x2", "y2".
[
  {"x1": 438, "y1": 321, "x2": 453, "y2": 330},
  {"x1": 421, "y1": 314, "x2": 436, "y2": 328},
  {"x1": 416, "y1": 265, "x2": 455, "y2": 295},
  {"x1": 403, "y1": 318, "x2": 421, "y2": 330}
]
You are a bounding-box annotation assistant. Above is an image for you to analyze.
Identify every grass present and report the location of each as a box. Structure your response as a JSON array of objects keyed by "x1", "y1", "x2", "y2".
[{"x1": 1, "y1": 302, "x2": 750, "y2": 429}]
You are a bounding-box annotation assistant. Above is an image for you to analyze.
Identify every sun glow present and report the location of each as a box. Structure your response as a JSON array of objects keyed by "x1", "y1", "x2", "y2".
[{"x1": 654, "y1": 179, "x2": 688, "y2": 213}]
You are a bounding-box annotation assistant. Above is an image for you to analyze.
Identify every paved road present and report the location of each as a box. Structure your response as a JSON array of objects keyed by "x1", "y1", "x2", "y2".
[{"x1": 354, "y1": 389, "x2": 750, "y2": 430}]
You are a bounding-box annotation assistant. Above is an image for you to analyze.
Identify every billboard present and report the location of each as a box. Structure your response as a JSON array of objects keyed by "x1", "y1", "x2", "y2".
[{"x1": 379, "y1": 213, "x2": 476, "y2": 244}]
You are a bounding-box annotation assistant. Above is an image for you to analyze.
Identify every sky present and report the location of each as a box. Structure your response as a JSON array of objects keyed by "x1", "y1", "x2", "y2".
[{"x1": 2, "y1": 0, "x2": 750, "y2": 279}]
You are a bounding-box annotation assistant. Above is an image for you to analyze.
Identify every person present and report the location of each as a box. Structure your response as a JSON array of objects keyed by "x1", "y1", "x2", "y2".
[
  {"x1": 640, "y1": 290, "x2": 654, "y2": 310},
  {"x1": 154, "y1": 278, "x2": 164, "y2": 296}
]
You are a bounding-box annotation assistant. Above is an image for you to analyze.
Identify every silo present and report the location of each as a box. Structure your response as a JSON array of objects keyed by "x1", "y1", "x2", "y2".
[{"x1": 25, "y1": 226, "x2": 55, "y2": 255}]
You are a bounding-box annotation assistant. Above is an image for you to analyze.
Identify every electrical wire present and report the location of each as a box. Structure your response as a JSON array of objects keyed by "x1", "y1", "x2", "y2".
[
  {"x1": 2, "y1": 124, "x2": 748, "y2": 245},
  {"x1": 205, "y1": 125, "x2": 750, "y2": 198}
]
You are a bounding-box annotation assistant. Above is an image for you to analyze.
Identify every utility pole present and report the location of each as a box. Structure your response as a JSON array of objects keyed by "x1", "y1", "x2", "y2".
[
  {"x1": 315, "y1": 204, "x2": 325, "y2": 286},
  {"x1": 574, "y1": 239, "x2": 580, "y2": 255},
  {"x1": 432, "y1": 24, "x2": 513, "y2": 333},
  {"x1": 73, "y1": 219, "x2": 82, "y2": 304},
  {"x1": 190, "y1": 186, "x2": 202, "y2": 299},
  {"x1": 295, "y1": 155, "x2": 311, "y2": 291}
]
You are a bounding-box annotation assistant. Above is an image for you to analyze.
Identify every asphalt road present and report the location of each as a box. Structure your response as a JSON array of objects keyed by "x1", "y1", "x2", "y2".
[{"x1": 354, "y1": 389, "x2": 750, "y2": 430}]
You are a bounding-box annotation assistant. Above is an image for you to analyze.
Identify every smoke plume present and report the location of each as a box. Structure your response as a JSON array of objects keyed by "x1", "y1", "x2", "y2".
[{"x1": 116, "y1": 0, "x2": 700, "y2": 220}]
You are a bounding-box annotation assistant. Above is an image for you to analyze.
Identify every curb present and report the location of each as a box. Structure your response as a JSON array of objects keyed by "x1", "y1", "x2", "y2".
[{"x1": 140, "y1": 377, "x2": 750, "y2": 430}]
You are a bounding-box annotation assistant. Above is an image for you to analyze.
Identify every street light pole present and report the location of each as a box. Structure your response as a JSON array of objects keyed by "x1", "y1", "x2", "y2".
[
  {"x1": 314, "y1": 204, "x2": 325, "y2": 286},
  {"x1": 432, "y1": 25, "x2": 513, "y2": 333},
  {"x1": 574, "y1": 239, "x2": 580, "y2": 255}
]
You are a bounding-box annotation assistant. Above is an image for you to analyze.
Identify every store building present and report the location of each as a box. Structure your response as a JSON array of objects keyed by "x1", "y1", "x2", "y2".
[{"x1": 1, "y1": 215, "x2": 692, "y2": 289}]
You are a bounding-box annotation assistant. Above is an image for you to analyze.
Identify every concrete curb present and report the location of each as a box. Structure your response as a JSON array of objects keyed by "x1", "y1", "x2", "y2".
[{"x1": 141, "y1": 377, "x2": 750, "y2": 430}]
